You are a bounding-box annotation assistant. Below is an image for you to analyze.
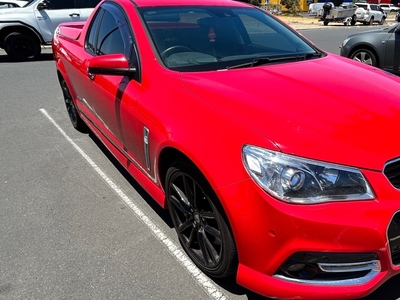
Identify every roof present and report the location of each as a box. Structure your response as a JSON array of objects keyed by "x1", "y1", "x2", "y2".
[{"x1": 128, "y1": 0, "x2": 249, "y2": 8}]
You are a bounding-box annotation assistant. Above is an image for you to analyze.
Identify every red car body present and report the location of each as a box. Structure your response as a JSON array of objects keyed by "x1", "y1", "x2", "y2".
[{"x1": 53, "y1": 0, "x2": 400, "y2": 298}]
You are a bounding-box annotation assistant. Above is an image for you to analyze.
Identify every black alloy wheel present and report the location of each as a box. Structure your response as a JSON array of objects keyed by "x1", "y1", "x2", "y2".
[
  {"x1": 4, "y1": 32, "x2": 40, "y2": 61},
  {"x1": 166, "y1": 162, "x2": 237, "y2": 278},
  {"x1": 60, "y1": 78, "x2": 86, "y2": 132}
]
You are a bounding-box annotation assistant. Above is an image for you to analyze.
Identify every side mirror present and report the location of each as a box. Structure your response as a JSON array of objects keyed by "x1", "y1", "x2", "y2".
[
  {"x1": 37, "y1": 2, "x2": 48, "y2": 10},
  {"x1": 87, "y1": 54, "x2": 136, "y2": 77}
]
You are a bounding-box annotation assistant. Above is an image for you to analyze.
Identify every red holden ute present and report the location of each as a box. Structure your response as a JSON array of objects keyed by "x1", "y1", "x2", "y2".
[{"x1": 52, "y1": 0, "x2": 400, "y2": 298}]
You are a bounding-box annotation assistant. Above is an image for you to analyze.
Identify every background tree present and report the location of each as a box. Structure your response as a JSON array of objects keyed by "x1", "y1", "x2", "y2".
[
  {"x1": 280, "y1": 0, "x2": 300, "y2": 14},
  {"x1": 236, "y1": 0, "x2": 261, "y2": 6}
]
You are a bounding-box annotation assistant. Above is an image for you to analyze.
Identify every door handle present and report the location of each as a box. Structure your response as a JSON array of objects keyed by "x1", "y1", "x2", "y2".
[{"x1": 69, "y1": 13, "x2": 80, "y2": 17}]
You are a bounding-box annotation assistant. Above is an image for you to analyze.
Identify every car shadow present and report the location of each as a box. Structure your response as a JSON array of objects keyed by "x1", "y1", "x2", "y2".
[
  {"x1": 87, "y1": 130, "x2": 400, "y2": 300},
  {"x1": 87, "y1": 131, "x2": 174, "y2": 229},
  {"x1": 0, "y1": 52, "x2": 53, "y2": 62}
]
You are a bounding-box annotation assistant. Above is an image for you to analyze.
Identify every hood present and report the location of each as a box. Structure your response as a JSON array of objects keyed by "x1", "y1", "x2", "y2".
[
  {"x1": 348, "y1": 24, "x2": 397, "y2": 38},
  {"x1": 181, "y1": 54, "x2": 400, "y2": 171}
]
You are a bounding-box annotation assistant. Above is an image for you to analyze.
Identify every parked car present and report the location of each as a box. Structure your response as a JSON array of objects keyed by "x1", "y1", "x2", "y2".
[
  {"x1": 0, "y1": 0, "x2": 101, "y2": 60},
  {"x1": 0, "y1": 0, "x2": 27, "y2": 8},
  {"x1": 340, "y1": 23, "x2": 400, "y2": 75},
  {"x1": 397, "y1": 9, "x2": 400, "y2": 21},
  {"x1": 53, "y1": 0, "x2": 400, "y2": 299},
  {"x1": 379, "y1": 3, "x2": 400, "y2": 13},
  {"x1": 354, "y1": 2, "x2": 386, "y2": 25}
]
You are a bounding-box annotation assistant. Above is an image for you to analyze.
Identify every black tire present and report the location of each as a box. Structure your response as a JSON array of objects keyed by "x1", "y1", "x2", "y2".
[
  {"x1": 368, "y1": 16, "x2": 374, "y2": 25},
  {"x1": 4, "y1": 32, "x2": 41, "y2": 61},
  {"x1": 166, "y1": 162, "x2": 237, "y2": 278},
  {"x1": 60, "y1": 78, "x2": 87, "y2": 132},
  {"x1": 379, "y1": 16, "x2": 386, "y2": 25},
  {"x1": 350, "y1": 48, "x2": 377, "y2": 66},
  {"x1": 351, "y1": 15, "x2": 357, "y2": 26}
]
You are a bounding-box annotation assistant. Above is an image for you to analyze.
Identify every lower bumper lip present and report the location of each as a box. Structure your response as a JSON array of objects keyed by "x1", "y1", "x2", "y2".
[{"x1": 274, "y1": 260, "x2": 381, "y2": 286}]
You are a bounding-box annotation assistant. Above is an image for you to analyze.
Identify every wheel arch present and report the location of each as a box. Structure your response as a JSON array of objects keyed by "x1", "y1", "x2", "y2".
[
  {"x1": 348, "y1": 44, "x2": 381, "y2": 67},
  {"x1": 0, "y1": 24, "x2": 43, "y2": 48},
  {"x1": 158, "y1": 146, "x2": 237, "y2": 234},
  {"x1": 159, "y1": 146, "x2": 239, "y2": 267}
]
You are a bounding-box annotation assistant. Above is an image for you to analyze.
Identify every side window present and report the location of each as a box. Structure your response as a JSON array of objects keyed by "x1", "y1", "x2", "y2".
[
  {"x1": 44, "y1": 0, "x2": 75, "y2": 9},
  {"x1": 97, "y1": 10, "x2": 125, "y2": 55},
  {"x1": 86, "y1": 8, "x2": 103, "y2": 54},
  {"x1": 85, "y1": 3, "x2": 136, "y2": 60},
  {"x1": 76, "y1": 0, "x2": 102, "y2": 8}
]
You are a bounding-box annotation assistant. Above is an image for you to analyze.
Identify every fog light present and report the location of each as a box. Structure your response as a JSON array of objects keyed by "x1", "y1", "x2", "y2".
[{"x1": 287, "y1": 263, "x2": 306, "y2": 272}]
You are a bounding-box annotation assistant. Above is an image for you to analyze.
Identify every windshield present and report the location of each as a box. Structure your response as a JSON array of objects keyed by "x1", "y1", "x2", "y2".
[{"x1": 139, "y1": 6, "x2": 321, "y2": 71}]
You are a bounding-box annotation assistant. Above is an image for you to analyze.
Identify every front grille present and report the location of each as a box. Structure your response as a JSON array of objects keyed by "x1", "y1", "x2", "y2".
[
  {"x1": 384, "y1": 158, "x2": 400, "y2": 189},
  {"x1": 388, "y1": 211, "x2": 400, "y2": 265}
]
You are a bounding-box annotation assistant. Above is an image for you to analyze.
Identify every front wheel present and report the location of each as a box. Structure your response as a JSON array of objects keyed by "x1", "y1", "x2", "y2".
[
  {"x1": 350, "y1": 48, "x2": 377, "y2": 66},
  {"x1": 379, "y1": 16, "x2": 386, "y2": 25},
  {"x1": 166, "y1": 162, "x2": 237, "y2": 278},
  {"x1": 4, "y1": 32, "x2": 41, "y2": 61}
]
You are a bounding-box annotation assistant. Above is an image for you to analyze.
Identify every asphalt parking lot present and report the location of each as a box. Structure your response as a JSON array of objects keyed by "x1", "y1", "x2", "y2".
[{"x1": 1, "y1": 18, "x2": 400, "y2": 299}]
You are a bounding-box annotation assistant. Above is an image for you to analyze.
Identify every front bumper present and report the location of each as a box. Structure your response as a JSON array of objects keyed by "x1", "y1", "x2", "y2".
[{"x1": 217, "y1": 168, "x2": 400, "y2": 299}]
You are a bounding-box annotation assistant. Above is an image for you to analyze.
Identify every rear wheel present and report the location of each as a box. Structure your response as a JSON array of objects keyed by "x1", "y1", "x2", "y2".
[
  {"x1": 166, "y1": 162, "x2": 237, "y2": 278},
  {"x1": 350, "y1": 48, "x2": 377, "y2": 66},
  {"x1": 60, "y1": 78, "x2": 87, "y2": 132},
  {"x1": 4, "y1": 32, "x2": 40, "y2": 61},
  {"x1": 351, "y1": 15, "x2": 357, "y2": 26}
]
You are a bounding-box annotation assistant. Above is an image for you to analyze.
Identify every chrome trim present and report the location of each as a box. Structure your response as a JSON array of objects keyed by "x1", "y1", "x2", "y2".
[
  {"x1": 319, "y1": 260, "x2": 380, "y2": 273},
  {"x1": 273, "y1": 260, "x2": 381, "y2": 286},
  {"x1": 143, "y1": 127, "x2": 151, "y2": 171}
]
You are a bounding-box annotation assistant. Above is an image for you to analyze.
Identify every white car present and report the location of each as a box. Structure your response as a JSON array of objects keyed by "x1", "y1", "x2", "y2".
[
  {"x1": 0, "y1": 0, "x2": 101, "y2": 60},
  {"x1": 379, "y1": 3, "x2": 399, "y2": 13},
  {"x1": 354, "y1": 2, "x2": 386, "y2": 25},
  {"x1": 0, "y1": 0, "x2": 27, "y2": 8}
]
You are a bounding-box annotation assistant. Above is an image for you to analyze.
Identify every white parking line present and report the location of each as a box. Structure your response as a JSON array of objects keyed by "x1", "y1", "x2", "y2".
[{"x1": 40, "y1": 109, "x2": 229, "y2": 300}]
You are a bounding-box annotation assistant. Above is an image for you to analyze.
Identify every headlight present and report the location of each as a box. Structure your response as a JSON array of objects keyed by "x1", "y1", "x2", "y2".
[
  {"x1": 342, "y1": 38, "x2": 350, "y2": 47},
  {"x1": 242, "y1": 145, "x2": 375, "y2": 204}
]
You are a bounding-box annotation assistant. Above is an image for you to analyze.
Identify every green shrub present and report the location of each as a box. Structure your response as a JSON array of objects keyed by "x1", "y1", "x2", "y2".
[{"x1": 280, "y1": 0, "x2": 301, "y2": 14}]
